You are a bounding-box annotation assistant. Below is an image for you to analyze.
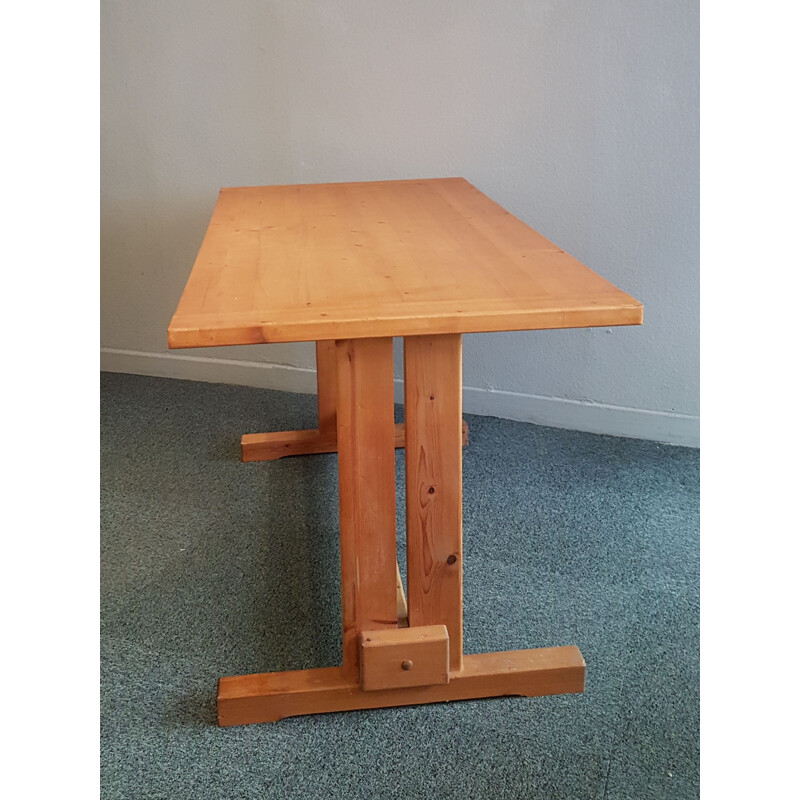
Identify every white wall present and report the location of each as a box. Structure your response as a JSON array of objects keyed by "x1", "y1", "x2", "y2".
[{"x1": 101, "y1": 0, "x2": 699, "y2": 446}]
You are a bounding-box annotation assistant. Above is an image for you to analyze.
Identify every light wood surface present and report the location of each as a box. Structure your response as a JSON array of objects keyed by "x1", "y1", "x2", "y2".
[
  {"x1": 315, "y1": 341, "x2": 338, "y2": 435},
  {"x1": 166, "y1": 179, "x2": 609, "y2": 725},
  {"x1": 404, "y1": 334, "x2": 464, "y2": 671},
  {"x1": 240, "y1": 427, "x2": 338, "y2": 462},
  {"x1": 168, "y1": 178, "x2": 642, "y2": 348},
  {"x1": 335, "y1": 338, "x2": 398, "y2": 679},
  {"x1": 217, "y1": 645, "x2": 586, "y2": 725},
  {"x1": 359, "y1": 624, "x2": 449, "y2": 691},
  {"x1": 239, "y1": 419, "x2": 468, "y2": 461}
]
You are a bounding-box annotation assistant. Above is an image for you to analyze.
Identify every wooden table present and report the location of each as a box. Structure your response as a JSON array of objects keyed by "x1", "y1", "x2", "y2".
[{"x1": 168, "y1": 177, "x2": 642, "y2": 725}]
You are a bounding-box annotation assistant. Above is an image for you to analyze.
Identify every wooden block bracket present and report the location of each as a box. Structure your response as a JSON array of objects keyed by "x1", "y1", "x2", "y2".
[{"x1": 360, "y1": 624, "x2": 450, "y2": 691}]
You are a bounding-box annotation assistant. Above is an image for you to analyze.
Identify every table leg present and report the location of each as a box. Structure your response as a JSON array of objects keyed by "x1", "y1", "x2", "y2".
[
  {"x1": 404, "y1": 334, "x2": 464, "y2": 671},
  {"x1": 315, "y1": 340, "x2": 338, "y2": 436},
  {"x1": 335, "y1": 338, "x2": 399, "y2": 679},
  {"x1": 240, "y1": 341, "x2": 468, "y2": 462},
  {"x1": 216, "y1": 333, "x2": 585, "y2": 725}
]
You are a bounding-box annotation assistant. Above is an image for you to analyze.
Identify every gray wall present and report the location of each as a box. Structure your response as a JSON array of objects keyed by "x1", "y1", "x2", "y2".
[{"x1": 101, "y1": 0, "x2": 699, "y2": 446}]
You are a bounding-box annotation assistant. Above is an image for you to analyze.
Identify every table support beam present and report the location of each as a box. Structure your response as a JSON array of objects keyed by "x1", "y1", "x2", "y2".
[
  {"x1": 404, "y1": 334, "x2": 464, "y2": 671},
  {"x1": 335, "y1": 337, "x2": 399, "y2": 679},
  {"x1": 217, "y1": 646, "x2": 585, "y2": 725},
  {"x1": 315, "y1": 340, "x2": 338, "y2": 435},
  {"x1": 239, "y1": 340, "x2": 467, "y2": 462},
  {"x1": 219, "y1": 333, "x2": 585, "y2": 726},
  {"x1": 240, "y1": 421, "x2": 468, "y2": 462}
]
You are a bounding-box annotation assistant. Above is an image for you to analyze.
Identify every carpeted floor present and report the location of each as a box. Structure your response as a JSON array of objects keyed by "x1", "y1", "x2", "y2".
[{"x1": 100, "y1": 372, "x2": 699, "y2": 799}]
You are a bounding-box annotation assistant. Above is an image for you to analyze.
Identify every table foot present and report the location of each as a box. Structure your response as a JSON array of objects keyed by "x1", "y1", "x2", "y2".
[
  {"x1": 217, "y1": 645, "x2": 585, "y2": 726},
  {"x1": 240, "y1": 420, "x2": 469, "y2": 462}
]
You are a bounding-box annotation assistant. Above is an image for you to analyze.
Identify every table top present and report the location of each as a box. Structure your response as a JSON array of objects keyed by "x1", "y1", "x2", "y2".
[{"x1": 168, "y1": 178, "x2": 641, "y2": 348}]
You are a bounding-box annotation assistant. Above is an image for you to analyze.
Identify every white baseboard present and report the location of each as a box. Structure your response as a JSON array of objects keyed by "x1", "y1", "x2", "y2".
[
  {"x1": 461, "y1": 385, "x2": 699, "y2": 447},
  {"x1": 100, "y1": 347, "x2": 319, "y2": 394},
  {"x1": 101, "y1": 348, "x2": 699, "y2": 447}
]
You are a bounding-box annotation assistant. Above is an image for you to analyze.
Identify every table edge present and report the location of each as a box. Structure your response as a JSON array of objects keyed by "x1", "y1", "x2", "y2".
[{"x1": 167, "y1": 302, "x2": 643, "y2": 348}]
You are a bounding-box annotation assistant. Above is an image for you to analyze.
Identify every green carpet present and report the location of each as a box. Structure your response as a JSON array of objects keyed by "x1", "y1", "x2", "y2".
[{"x1": 100, "y1": 372, "x2": 699, "y2": 799}]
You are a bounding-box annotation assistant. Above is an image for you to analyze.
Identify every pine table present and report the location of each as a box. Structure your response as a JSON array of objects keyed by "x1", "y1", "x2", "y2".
[{"x1": 168, "y1": 178, "x2": 642, "y2": 725}]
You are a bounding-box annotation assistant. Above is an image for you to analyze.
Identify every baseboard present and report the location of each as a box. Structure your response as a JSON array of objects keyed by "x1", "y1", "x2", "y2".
[
  {"x1": 101, "y1": 348, "x2": 699, "y2": 447},
  {"x1": 100, "y1": 347, "x2": 318, "y2": 394},
  {"x1": 460, "y1": 386, "x2": 698, "y2": 447}
]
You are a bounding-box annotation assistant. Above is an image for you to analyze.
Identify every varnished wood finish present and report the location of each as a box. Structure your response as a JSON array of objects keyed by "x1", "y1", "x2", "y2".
[
  {"x1": 315, "y1": 340, "x2": 338, "y2": 435},
  {"x1": 165, "y1": 179, "x2": 626, "y2": 725},
  {"x1": 359, "y1": 625, "x2": 449, "y2": 691},
  {"x1": 336, "y1": 338, "x2": 398, "y2": 679},
  {"x1": 217, "y1": 646, "x2": 586, "y2": 725},
  {"x1": 240, "y1": 428, "x2": 337, "y2": 461},
  {"x1": 167, "y1": 178, "x2": 642, "y2": 348},
  {"x1": 404, "y1": 334, "x2": 464, "y2": 671},
  {"x1": 240, "y1": 420, "x2": 468, "y2": 462}
]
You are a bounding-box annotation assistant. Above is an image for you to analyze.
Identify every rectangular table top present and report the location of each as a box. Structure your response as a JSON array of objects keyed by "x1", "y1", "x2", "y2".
[{"x1": 168, "y1": 178, "x2": 641, "y2": 347}]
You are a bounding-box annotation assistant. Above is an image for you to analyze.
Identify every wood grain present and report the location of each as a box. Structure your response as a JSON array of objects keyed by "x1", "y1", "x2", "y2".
[
  {"x1": 217, "y1": 646, "x2": 586, "y2": 725},
  {"x1": 167, "y1": 178, "x2": 642, "y2": 348},
  {"x1": 335, "y1": 337, "x2": 398, "y2": 679},
  {"x1": 240, "y1": 420, "x2": 468, "y2": 462},
  {"x1": 404, "y1": 334, "x2": 464, "y2": 671},
  {"x1": 359, "y1": 625, "x2": 449, "y2": 691},
  {"x1": 315, "y1": 340, "x2": 337, "y2": 435}
]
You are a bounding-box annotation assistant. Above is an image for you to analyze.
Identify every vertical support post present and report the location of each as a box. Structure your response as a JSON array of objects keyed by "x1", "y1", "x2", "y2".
[
  {"x1": 315, "y1": 340, "x2": 338, "y2": 435},
  {"x1": 403, "y1": 334, "x2": 463, "y2": 672},
  {"x1": 336, "y1": 337, "x2": 398, "y2": 680}
]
